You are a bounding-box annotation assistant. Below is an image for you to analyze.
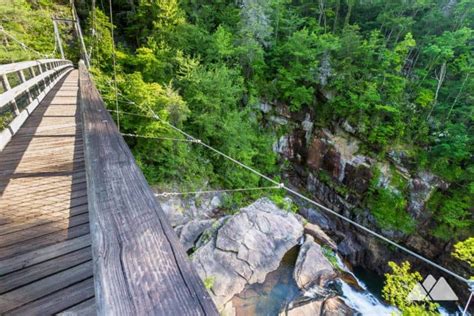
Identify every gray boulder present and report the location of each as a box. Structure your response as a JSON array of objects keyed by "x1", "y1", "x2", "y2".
[
  {"x1": 281, "y1": 296, "x2": 353, "y2": 316},
  {"x1": 283, "y1": 299, "x2": 324, "y2": 316},
  {"x1": 322, "y1": 297, "x2": 353, "y2": 315},
  {"x1": 294, "y1": 235, "x2": 337, "y2": 290},
  {"x1": 178, "y1": 219, "x2": 214, "y2": 252},
  {"x1": 192, "y1": 198, "x2": 304, "y2": 309}
]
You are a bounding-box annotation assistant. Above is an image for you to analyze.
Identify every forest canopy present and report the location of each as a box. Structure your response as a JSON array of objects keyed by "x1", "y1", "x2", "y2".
[{"x1": 1, "y1": 0, "x2": 472, "y2": 241}]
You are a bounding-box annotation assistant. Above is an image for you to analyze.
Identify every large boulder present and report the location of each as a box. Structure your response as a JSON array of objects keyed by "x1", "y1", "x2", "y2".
[
  {"x1": 322, "y1": 297, "x2": 354, "y2": 316},
  {"x1": 299, "y1": 207, "x2": 336, "y2": 231},
  {"x1": 294, "y1": 235, "x2": 337, "y2": 290},
  {"x1": 283, "y1": 299, "x2": 324, "y2": 316},
  {"x1": 281, "y1": 296, "x2": 353, "y2": 316},
  {"x1": 192, "y1": 198, "x2": 304, "y2": 309}
]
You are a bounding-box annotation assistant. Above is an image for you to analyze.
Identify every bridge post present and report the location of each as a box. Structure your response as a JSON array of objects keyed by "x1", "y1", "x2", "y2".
[
  {"x1": 1, "y1": 74, "x2": 19, "y2": 115},
  {"x1": 52, "y1": 19, "x2": 65, "y2": 60}
]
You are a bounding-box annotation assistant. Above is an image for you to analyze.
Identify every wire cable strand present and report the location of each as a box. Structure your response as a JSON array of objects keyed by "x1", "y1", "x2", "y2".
[
  {"x1": 0, "y1": 26, "x2": 51, "y2": 58},
  {"x1": 121, "y1": 133, "x2": 197, "y2": 143},
  {"x1": 155, "y1": 185, "x2": 282, "y2": 197},
  {"x1": 107, "y1": 0, "x2": 120, "y2": 132},
  {"x1": 463, "y1": 291, "x2": 473, "y2": 316},
  {"x1": 107, "y1": 109, "x2": 155, "y2": 118},
  {"x1": 115, "y1": 103, "x2": 472, "y2": 286}
]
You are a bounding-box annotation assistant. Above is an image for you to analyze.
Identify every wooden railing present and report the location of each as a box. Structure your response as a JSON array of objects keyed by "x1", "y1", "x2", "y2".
[
  {"x1": 78, "y1": 60, "x2": 218, "y2": 315},
  {"x1": 0, "y1": 59, "x2": 73, "y2": 151}
]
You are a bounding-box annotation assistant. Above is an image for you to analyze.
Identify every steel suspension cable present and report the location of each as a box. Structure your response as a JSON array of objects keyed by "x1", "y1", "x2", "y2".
[
  {"x1": 0, "y1": 26, "x2": 49, "y2": 58},
  {"x1": 107, "y1": 0, "x2": 120, "y2": 132},
  {"x1": 115, "y1": 98, "x2": 472, "y2": 286},
  {"x1": 155, "y1": 185, "x2": 282, "y2": 197},
  {"x1": 158, "y1": 114, "x2": 472, "y2": 285}
]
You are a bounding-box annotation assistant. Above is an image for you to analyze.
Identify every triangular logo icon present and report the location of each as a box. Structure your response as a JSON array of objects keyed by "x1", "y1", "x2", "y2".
[
  {"x1": 406, "y1": 275, "x2": 458, "y2": 302},
  {"x1": 428, "y1": 277, "x2": 459, "y2": 301},
  {"x1": 407, "y1": 283, "x2": 428, "y2": 301}
]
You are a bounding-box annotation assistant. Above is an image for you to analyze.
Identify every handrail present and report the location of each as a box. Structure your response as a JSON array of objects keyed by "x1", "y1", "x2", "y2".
[
  {"x1": 0, "y1": 59, "x2": 73, "y2": 151},
  {"x1": 0, "y1": 63, "x2": 71, "y2": 110},
  {"x1": 78, "y1": 60, "x2": 218, "y2": 315},
  {"x1": 0, "y1": 59, "x2": 67, "y2": 75}
]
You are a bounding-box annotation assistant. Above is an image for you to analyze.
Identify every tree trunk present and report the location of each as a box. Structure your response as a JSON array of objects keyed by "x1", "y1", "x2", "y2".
[
  {"x1": 427, "y1": 61, "x2": 447, "y2": 119},
  {"x1": 344, "y1": 0, "x2": 354, "y2": 28},
  {"x1": 447, "y1": 73, "x2": 469, "y2": 120},
  {"x1": 333, "y1": 0, "x2": 340, "y2": 32}
]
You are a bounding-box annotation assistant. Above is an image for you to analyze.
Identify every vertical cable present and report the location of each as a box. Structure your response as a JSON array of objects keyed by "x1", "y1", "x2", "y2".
[
  {"x1": 463, "y1": 291, "x2": 473, "y2": 316},
  {"x1": 89, "y1": 0, "x2": 96, "y2": 63},
  {"x1": 108, "y1": 0, "x2": 119, "y2": 131}
]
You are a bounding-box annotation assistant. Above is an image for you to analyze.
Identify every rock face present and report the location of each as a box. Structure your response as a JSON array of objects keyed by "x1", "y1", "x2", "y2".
[
  {"x1": 408, "y1": 171, "x2": 447, "y2": 219},
  {"x1": 156, "y1": 193, "x2": 222, "y2": 227},
  {"x1": 294, "y1": 235, "x2": 337, "y2": 290},
  {"x1": 284, "y1": 299, "x2": 324, "y2": 316},
  {"x1": 322, "y1": 297, "x2": 354, "y2": 316},
  {"x1": 192, "y1": 198, "x2": 304, "y2": 309},
  {"x1": 305, "y1": 128, "x2": 373, "y2": 193},
  {"x1": 304, "y1": 223, "x2": 337, "y2": 250},
  {"x1": 281, "y1": 295, "x2": 353, "y2": 316},
  {"x1": 273, "y1": 135, "x2": 294, "y2": 159},
  {"x1": 177, "y1": 219, "x2": 214, "y2": 252}
]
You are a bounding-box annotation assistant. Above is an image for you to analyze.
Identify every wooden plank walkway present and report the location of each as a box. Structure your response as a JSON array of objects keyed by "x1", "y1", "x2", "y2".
[{"x1": 0, "y1": 70, "x2": 96, "y2": 315}]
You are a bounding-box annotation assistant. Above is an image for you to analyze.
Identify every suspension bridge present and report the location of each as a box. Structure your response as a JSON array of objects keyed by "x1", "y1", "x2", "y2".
[
  {"x1": 0, "y1": 58, "x2": 218, "y2": 314},
  {"x1": 0, "y1": 5, "x2": 472, "y2": 316}
]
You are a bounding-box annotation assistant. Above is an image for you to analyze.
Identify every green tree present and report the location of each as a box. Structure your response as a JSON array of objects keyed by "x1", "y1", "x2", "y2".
[
  {"x1": 383, "y1": 261, "x2": 440, "y2": 315},
  {"x1": 452, "y1": 238, "x2": 474, "y2": 268}
]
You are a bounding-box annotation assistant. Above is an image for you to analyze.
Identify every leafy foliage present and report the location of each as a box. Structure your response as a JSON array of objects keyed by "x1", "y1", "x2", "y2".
[
  {"x1": 366, "y1": 186, "x2": 415, "y2": 234},
  {"x1": 0, "y1": 0, "x2": 71, "y2": 62},
  {"x1": 3, "y1": 0, "x2": 471, "y2": 243},
  {"x1": 383, "y1": 261, "x2": 440, "y2": 315},
  {"x1": 452, "y1": 238, "x2": 474, "y2": 268}
]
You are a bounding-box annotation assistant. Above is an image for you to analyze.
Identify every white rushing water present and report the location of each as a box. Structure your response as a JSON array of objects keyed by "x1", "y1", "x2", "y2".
[
  {"x1": 335, "y1": 254, "x2": 399, "y2": 315},
  {"x1": 340, "y1": 281, "x2": 399, "y2": 315},
  {"x1": 334, "y1": 255, "x2": 460, "y2": 316}
]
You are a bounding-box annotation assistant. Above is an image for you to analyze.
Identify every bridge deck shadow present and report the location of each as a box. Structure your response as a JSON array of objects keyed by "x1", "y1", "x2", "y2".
[{"x1": 0, "y1": 70, "x2": 96, "y2": 315}]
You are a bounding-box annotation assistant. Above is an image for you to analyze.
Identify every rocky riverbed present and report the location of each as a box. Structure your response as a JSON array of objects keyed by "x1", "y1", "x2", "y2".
[{"x1": 157, "y1": 194, "x2": 397, "y2": 315}]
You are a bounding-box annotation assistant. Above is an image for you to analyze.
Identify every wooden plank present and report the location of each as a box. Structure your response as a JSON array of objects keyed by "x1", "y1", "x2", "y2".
[
  {"x1": 0, "y1": 247, "x2": 92, "y2": 293},
  {"x1": 1, "y1": 195, "x2": 88, "y2": 217},
  {"x1": 0, "y1": 223, "x2": 89, "y2": 260},
  {"x1": 0, "y1": 234, "x2": 90, "y2": 275},
  {"x1": 0, "y1": 171, "x2": 86, "y2": 192},
  {"x1": 4, "y1": 278, "x2": 94, "y2": 316},
  {"x1": 0, "y1": 213, "x2": 89, "y2": 247},
  {"x1": 79, "y1": 60, "x2": 217, "y2": 315},
  {"x1": 0, "y1": 261, "x2": 93, "y2": 313},
  {"x1": 0, "y1": 203, "x2": 88, "y2": 235},
  {"x1": 57, "y1": 297, "x2": 96, "y2": 316}
]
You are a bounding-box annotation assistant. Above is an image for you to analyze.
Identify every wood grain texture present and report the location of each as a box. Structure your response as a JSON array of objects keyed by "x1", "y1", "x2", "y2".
[
  {"x1": 79, "y1": 60, "x2": 218, "y2": 315},
  {"x1": 0, "y1": 70, "x2": 95, "y2": 315}
]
